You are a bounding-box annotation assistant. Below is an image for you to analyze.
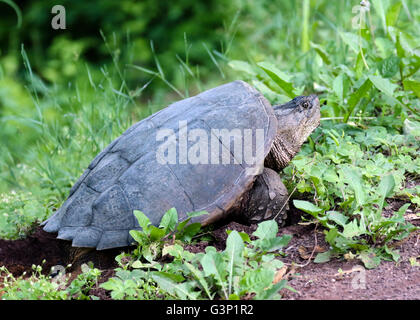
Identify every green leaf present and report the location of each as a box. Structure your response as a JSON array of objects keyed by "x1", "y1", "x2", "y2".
[
  {"x1": 310, "y1": 41, "x2": 331, "y2": 65},
  {"x1": 133, "y1": 210, "x2": 151, "y2": 233},
  {"x1": 341, "y1": 220, "x2": 363, "y2": 238},
  {"x1": 258, "y1": 279, "x2": 287, "y2": 300},
  {"x1": 240, "y1": 268, "x2": 275, "y2": 299},
  {"x1": 339, "y1": 32, "x2": 366, "y2": 53},
  {"x1": 358, "y1": 250, "x2": 381, "y2": 269},
  {"x1": 265, "y1": 234, "x2": 292, "y2": 252},
  {"x1": 368, "y1": 74, "x2": 398, "y2": 97},
  {"x1": 342, "y1": 167, "x2": 366, "y2": 206},
  {"x1": 377, "y1": 174, "x2": 395, "y2": 211},
  {"x1": 378, "y1": 56, "x2": 400, "y2": 78},
  {"x1": 257, "y1": 62, "x2": 295, "y2": 98},
  {"x1": 184, "y1": 262, "x2": 213, "y2": 299},
  {"x1": 159, "y1": 207, "x2": 178, "y2": 232},
  {"x1": 314, "y1": 250, "x2": 332, "y2": 263},
  {"x1": 227, "y1": 230, "x2": 251, "y2": 243},
  {"x1": 225, "y1": 230, "x2": 244, "y2": 262},
  {"x1": 187, "y1": 210, "x2": 209, "y2": 218},
  {"x1": 152, "y1": 272, "x2": 198, "y2": 300},
  {"x1": 293, "y1": 200, "x2": 323, "y2": 215},
  {"x1": 326, "y1": 211, "x2": 348, "y2": 227},
  {"x1": 129, "y1": 230, "x2": 146, "y2": 245},
  {"x1": 346, "y1": 79, "x2": 372, "y2": 122},
  {"x1": 384, "y1": 245, "x2": 400, "y2": 262},
  {"x1": 179, "y1": 223, "x2": 202, "y2": 242},
  {"x1": 225, "y1": 231, "x2": 244, "y2": 296},
  {"x1": 403, "y1": 80, "x2": 420, "y2": 98},
  {"x1": 149, "y1": 226, "x2": 166, "y2": 241},
  {"x1": 228, "y1": 60, "x2": 257, "y2": 76},
  {"x1": 201, "y1": 248, "x2": 228, "y2": 299},
  {"x1": 386, "y1": 1, "x2": 402, "y2": 28},
  {"x1": 253, "y1": 220, "x2": 278, "y2": 241}
]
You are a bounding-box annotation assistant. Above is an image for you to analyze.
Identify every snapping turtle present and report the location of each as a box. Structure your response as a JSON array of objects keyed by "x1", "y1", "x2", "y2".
[{"x1": 42, "y1": 81, "x2": 320, "y2": 250}]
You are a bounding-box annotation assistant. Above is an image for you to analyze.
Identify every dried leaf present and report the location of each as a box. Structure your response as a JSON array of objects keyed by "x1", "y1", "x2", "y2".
[{"x1": 273, "y1": 266, "x2": 288, "y2": 284}]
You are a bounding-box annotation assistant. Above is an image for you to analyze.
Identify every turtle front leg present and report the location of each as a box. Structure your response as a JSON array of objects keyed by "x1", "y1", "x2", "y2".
[{"x1": 237, "y1": 167, "x2": 289, "y2": 226}]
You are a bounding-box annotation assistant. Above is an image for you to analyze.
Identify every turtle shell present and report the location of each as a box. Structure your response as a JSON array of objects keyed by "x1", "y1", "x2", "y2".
[{"x1": 42, "y1": 81, "x2": 278, "y2": 249}]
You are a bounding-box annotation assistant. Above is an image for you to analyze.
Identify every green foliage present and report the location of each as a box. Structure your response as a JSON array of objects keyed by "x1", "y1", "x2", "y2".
[
  {"x1": 0, "y1": 263, "x2": 101, "y2": 300},
  {"x1": 288, "y1": 123, "x2": 419, "y2": 267},
  {"x1": 100, "y1": 219, "x2": 292, "y2": 300},
  {"x1": 100, "y1": 269, "x2": 163, "y2": 300},
  {"x1": 128, "y1": 208, "x2": 208, "y2": 262}
]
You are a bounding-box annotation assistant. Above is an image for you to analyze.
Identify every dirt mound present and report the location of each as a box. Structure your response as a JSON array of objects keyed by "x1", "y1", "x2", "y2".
[{"x1": 0, "y1": 227, "x2": 70, "y2": 276}]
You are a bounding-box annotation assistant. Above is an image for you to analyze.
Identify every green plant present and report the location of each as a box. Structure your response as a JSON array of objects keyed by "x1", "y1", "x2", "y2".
[
  {"x1": 288, "y1": 122, "x2": 419, "y2": 268},
  {"x1": 0, "y1": 263, "x2": 101, "y2": 300},
  {"x1": 128, "y1": 208, "x2": 208, "y2": 262},
  {"x1": 101, "y1": 216, "x2": 293, "y2": 300}
]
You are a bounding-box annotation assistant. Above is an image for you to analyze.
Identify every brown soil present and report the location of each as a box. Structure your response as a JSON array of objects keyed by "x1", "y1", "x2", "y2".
[{"x1": 0, "y1": 206, "x2": 419, "y2": 300}]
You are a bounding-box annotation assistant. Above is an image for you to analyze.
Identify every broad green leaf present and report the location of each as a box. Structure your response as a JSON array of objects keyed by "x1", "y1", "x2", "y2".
[
  {"x1": 227, "y1": 230, "x2": 251, "y2": 243},
  {"x1": 225, "y1": 231, "x2": 244, "y2": 296},
  {"x1": 225, "y1": 230, "x2": 244, "y2": 262},
  {"x1": 386, "y1": 1, "x2": 402, "y2": 28},
  {"x1": 384, "y1": 245, "x2": 400, "y2": 262},
  {"x1": 378, "y1": 56, "x2": 400, "y2": 78},
  {"x1": 358, "y1": 250, "x2": 381, "y2": 269},
  {"x1": 129, "y1": 230, "x2": 146, "y2": 244},
  {"x1": 149, "y1": 226, "x2": 166, "y2": 241},
  {"x1": 341, "y1": 220, "x2": 363, "y2": 238},
  {"x1": 377, "y1": 174, "x2": 395, "y2": 208},
  {"x1": 186, "y1": 210, "x2": 209, "y2": 218},
  {"x1": 265, "y1": 234, "x2": 292, "y2": 252},
  {"x1": 403, "y1": 119, "x2": 420, "y2": 137},
  {"x1": 310, "y1": 41, "x2": 331, "y2": 65},
  {"x1": 368, "y1": 74, "x2": 398, "y2": 97},
  {"x1": 259, "y1": 279, "x2": 286, "y2": 300},
  {"x1": 179, "y1": 223, "x2": 202, "y2": 242},
  {"x1": 326, "y1": 211, "x2": 348, "y2": 227},
  {"x1": 345, "y1": 79, "x2": 372, "y2": 122},
  {"x1": 151, "y1": 271, "x2": 185, "y2": 283},
  {"x1": 293, "y1": 200, "x2": 323, "y2": 215},
  {"x1": 314, "y1": 250, "x2": 332, "y2": 263},
  {"x1": 251, "y1": 80, "x2": 291, "y2": 104},
  {"x1": 184, "y1": 262, "x2": 213, "y2": 299},
  {"x1": 339, "y1": 32, "x2": 366, "y2": 53},
  {"x1": 201, "y1": 248, "x2": 228, "y2": 298},
  {"x1": 257, "y1": 62, "x2": 295, "y2": 98},
  {"x1": 152, "y1": 272, "x2": 199, "y2": 299},
  {"x1": 133, "y1": 210, "x2": 151, "y2": 232},
  {"x1": 159, "y1": 207, "x2": 178, "y2": 232},
  {"x1": 228, "y1": 60, "x2": 257, "y2": 76},
  {"x1": 342, "y1": 167, "x2": 366, "y2": 206},
  {"x1": 240, "y1": 268, "x2": 275, "y2": 299},
  {"x1": 201, "y1": 249, "x2": 226, "y2": 278},
  {"x1": 162, "y1": 244, "x2": 194, "y2": 261},
  {"x1": 403, "y1": 80, "x2": 420, "y2": 98},
  {"x1": 253, "y1": 220, "x2": 278, "y2": 241}
]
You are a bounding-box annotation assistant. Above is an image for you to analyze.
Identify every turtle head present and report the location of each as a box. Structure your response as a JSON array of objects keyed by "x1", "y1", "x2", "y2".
[{"x1": 267, "y1": 95, "x2": 320, "y2": 170}]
